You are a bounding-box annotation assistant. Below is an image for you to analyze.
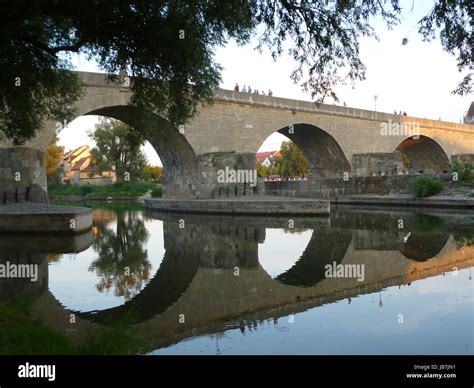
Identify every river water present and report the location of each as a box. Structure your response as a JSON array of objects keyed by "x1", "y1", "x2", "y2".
[{"x1": 1, "y1": 205, "x2": 473, "y2": 355}]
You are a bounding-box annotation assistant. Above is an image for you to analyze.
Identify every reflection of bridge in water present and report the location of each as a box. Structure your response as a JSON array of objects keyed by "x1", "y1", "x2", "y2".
[{"x1": 1, "y1": 209, "x2": 472, "y2": 351}]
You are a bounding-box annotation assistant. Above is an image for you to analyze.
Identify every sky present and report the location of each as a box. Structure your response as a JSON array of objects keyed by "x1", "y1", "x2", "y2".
[{"x1": 58, "y1": 0, "x2": 472, "y2": 166}]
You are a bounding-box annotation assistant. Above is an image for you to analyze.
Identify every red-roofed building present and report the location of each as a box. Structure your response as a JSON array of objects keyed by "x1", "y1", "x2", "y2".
[
  {"x1": 60, "y1": 145, "x2": 116, "y2": 185},
  {"x1": 256, "y1": 150, "x2": 281, "y2": 167}
]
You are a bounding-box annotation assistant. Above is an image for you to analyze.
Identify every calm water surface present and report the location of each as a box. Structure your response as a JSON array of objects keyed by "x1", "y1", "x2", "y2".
[{"x1": 2, "y1": 205, "x2": 473, "y2": 355}]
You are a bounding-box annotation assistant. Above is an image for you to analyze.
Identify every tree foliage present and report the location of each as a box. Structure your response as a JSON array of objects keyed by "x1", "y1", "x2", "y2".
[
  {"x1": 0, "y1": 0, "x2": 471, "y2": 144},
  {"x1": 256, "y1": 160, "x2": 274, "y2": 178},
  {"x1": 412, "y1": 0, "x2": 472, "y2": 95},
  {"x1": 142, "y1": 165, "x2": 163, "y2": 183},
  {"x1": 90, "y1": 209, "x2": 151, "y2": 300},
  {"x1": 257, "y1": 141, "x2": 311, "y2": 178},
  {"x1": 273, "y1": 141, "x2": 311, "y2": 177},
  {"x1": 45, "y1": 138, "x2": 65, "y2": 184},
  {"x1": 89, "y1": 118, "x2": 147, "y2": 182}
]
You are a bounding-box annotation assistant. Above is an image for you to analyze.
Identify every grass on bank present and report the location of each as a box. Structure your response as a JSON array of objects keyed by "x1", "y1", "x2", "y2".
[
  {"x1": 48, "y1": 182, "x2": 162, "y2": 198},
  {"x1": 0, "y1": 300, "x2": 145, "y2": 355},
  {"x1": 0, "y1": 300, "x2": 74, "y2": 355}
]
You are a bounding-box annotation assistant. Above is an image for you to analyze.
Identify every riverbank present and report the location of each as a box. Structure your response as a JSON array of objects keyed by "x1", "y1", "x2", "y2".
[
  {"x1": 48, "y1": 182, "x2": 162, "y2": 202},
  {"x1": 0, "y1": 301, "x2": 144, "y2": 355},
  {"x1": 49, "y1": 195, "x2": 150, "y2": 203},
  {"x1": 333, "y1": 194, "x2": 474, "y2": 209},
  {"x1": 3, "y1": 190, "x2": 472, "y2": 233}
]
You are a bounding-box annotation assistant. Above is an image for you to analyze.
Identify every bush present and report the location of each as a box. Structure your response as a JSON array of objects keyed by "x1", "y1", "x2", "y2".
[
  {"x1": 79, "y1": 185, "x2": 99, "y2": 195},
  {"x1": 412, "y1": 176, "x2": 444, "y2": 198},
  {"x1": 48, "y1": 184, "x2": 82, "y2": 196},
  {"x1": 452, "y1": 160, "x2": 473, "y2": 182},
  {"x1": 151, "y1": 187, "x2": 162, "y2": 198}
]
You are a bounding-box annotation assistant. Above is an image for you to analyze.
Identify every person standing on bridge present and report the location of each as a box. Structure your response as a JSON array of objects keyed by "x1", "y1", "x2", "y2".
[
  {"x1": 268, "y1": 89, "x2": 273, "y2": 96},
  {"x1": 234, "y1": 83, "x2": 239, "y2": 92},
  {"x1": 248, "y1": 85, "x2": 252, "y2": 93},
  {"x1": 242, "y1": 85, "x2": 247, "y2": 93}
]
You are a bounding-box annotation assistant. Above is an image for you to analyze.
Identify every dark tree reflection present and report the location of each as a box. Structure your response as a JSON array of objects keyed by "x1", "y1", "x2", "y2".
[{"x1": 89, "y1": 210, "x2": 151, "y2": 300}]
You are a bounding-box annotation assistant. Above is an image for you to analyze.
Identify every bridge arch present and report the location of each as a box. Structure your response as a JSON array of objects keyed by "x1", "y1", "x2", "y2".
[
  {"x1": 50, "y1": 94, "x2": 200, "y2": 199},
  {"x1": 395, "y1": 135, "x2": 450, "y2": 174},
  {"x1": 259, "y1": 123, "x2": 351, "y2": 179}
]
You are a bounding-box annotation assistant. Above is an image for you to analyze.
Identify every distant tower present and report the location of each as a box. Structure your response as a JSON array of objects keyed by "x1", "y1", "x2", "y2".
[{"x1": 463, "y1": 102, "x2": 474, "y2": 124}]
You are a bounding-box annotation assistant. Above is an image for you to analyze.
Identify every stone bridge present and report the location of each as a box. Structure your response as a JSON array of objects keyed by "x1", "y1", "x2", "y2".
[{"x1": 1, "y1": 71, "x2": 473, "y2": 201}]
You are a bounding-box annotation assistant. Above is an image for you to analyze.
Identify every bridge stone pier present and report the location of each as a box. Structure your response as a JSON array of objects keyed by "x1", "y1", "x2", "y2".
[{"x1": 1, "y1": 71, "x2": 473, "y2": 202}]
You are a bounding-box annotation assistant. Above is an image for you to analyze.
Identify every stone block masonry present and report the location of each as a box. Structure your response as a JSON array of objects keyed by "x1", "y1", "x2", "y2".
[
  {"x1": 352, "y1": 153, "x2": 406, "y2": 177},
  {"x1": 198, "y1": 152, "x2": 263, "y2": 198},
  {"x1": 452, "y1": 154, "x2": 474, "y2": 165},
  {"x1": 0, "y1": 148, "x2": 48, "y2": 205},
  {"x1": 265, "y1": 174, "x2": 460, "y2": 199}
]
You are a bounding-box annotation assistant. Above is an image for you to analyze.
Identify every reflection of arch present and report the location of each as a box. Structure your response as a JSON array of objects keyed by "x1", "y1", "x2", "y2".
[
  {"x1": 76, "y1": 240, "x2": 200, "y2": 323},
  {"x1": 400, "y1": 214, "x2": 450, "y2": 261},
  {"x1": 395, "y1": 135, "x2": 450, "y2": 174},
  {"x1": 400, "y1": 233, "x2": 450, "y2": 261},
  {"x1": 275, "y1": 123, "x2": 351, "y2": 178},
  {"x1": 275, "y1": 228, "x2": 353, "y2": 287},
  {"x1": 258, "y1": 229, "x2": 312, "y2": 278}
]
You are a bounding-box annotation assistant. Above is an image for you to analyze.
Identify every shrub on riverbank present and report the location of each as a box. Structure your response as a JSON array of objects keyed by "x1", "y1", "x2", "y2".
[
  {"x1": 452, "y1": 161, "x2": 473, "y2": 184},
  {"x1": 412, "y1": 176, "x2": 444, "y2": 198},
  {"x1": 151, "y1": 187, "x2": 162, "y2": 198},
  {"x1": 49, "y1": 182, "x2": 161, "y2": 198}
]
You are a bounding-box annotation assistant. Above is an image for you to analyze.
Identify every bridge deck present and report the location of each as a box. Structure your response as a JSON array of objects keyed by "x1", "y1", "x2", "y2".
[{"x1": 76, "y1": 70, "x2": 473, "y2": 131}]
